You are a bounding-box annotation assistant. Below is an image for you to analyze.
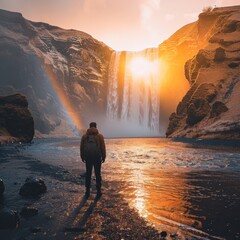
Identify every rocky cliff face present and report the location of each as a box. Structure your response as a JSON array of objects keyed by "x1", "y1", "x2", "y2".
[
  {"x1": 167, "y1": 6, "x2": 240, "y2": 140},
  {"x1": 0, "y1": 9, "x2": 112, "y2": 136},
  {"x1": 0, "y1": 93, "x2": 34, "y2": 143},
  {"x1": 157, "y1": 12, "x2": 211, "y2": 127}
]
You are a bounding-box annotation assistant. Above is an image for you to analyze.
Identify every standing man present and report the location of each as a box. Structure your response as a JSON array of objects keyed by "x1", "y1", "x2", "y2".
[{"x1": 80, "y1": 122, "x2": 106, "y2": 198}]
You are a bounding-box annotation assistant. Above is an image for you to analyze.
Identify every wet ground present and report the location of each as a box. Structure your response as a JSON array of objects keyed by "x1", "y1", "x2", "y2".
[{"x1": 0, "y1": 138, "x2": 240, "y2": 239}]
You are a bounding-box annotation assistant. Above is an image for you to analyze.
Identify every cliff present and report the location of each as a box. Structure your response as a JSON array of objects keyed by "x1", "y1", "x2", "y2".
[
  {"x1": 166, "y1": 6, "x2": 240, "y2": 140},
  {"x1": 0, "y1": 9, "x2": 112, "y2": 137},
  {"x1": 0, "y1": 93, "x2": 34, "y2": 144},
  {"x1": 1, "y1": 7, "x2": 239, "y2": 139}
]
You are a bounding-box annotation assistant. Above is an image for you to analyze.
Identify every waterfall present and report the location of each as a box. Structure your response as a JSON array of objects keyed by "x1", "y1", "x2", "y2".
[{"x1": 106, "y1": 48, "x2": 162, "y2": 137}]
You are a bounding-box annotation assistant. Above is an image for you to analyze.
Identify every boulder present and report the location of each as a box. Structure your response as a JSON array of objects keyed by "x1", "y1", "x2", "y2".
[
  {"x1": 0, "y1": 179, "x2": 4, "y2": 195},
  {"x1": 0, "y1": 93, "x2": 34, "y2": 143},
  {"x1": 19, "y1": 177, "x2": 47, "y2": 197},
  {"x1": 0, "y1": 94, "x2": 28, "y2": 107},
  {"x1": 20, "y1": 206, "x2": 38, "y2": 217},
  {"x1": 0, "y1": 209, "x2": 19, "y2": 229}
]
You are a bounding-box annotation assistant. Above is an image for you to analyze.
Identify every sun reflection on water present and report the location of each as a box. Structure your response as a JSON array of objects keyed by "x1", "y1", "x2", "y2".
[{"x1": 133, "y1": 188, "x2": 148, "y2": 218}]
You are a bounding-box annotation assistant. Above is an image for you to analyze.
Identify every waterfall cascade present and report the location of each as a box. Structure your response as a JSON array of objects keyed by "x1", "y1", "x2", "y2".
[{"x1": 106, "y1": 49, "x2": 163, "y2": 137}]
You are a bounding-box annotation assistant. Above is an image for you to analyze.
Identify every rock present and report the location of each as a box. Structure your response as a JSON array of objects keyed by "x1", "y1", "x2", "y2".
[
  {"x1": 0, "y1": 208, "x2": 20, "y2": 229},
  {"x1": 210, "y1": 101, "x2": 228, "y2": 118},
  {"x1": 19, "y1": 177, "x2": 47, "y2": 197},
  {"x1": 160, "y1": 231, "x2": 167, "y2": 238},
  {"x1": 170, "y1": 233, "x2": 178, "y2": 238},
  {"x1": 228, "y1": 62, "x2": 239, "y2": 68},
  {"x1": 0, "y1": 94, "x2": 28, "y2": 107},
  {"x1": 30, "y1": 226, "x2": 42, "y2": 233},
  {"x1": 186, "y1": 99, "x2": 210, "y2": 126},
  {"x1": 166, "y1": 113, "x2": 181, "y2": 136},
  {"x1": 0, "y1": 93, "x2": 34, "y2": 143},
  {"x1": 196, "y1": 50, "x2": 211, "y2": 68},
  {"x1": 214, "y1": 47, "x2": 226, "y2": 62},
  {"x1": 222, "y1": 19, "x2": 239, "y2": 33},
  {"x1": 20, "y1": 206, "x2": 38, "y2": 217},
  {"x1": 0, "y1": 179, "x2": 5, "y2": 195},
  {"x1": 185, "y1": 51, "x2": 211, "y2": 84}
]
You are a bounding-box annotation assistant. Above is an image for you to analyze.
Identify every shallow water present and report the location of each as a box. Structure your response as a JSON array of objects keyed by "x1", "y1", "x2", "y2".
[{"x1": 18, "y1": 138, "x2": 240, "y2": 239}]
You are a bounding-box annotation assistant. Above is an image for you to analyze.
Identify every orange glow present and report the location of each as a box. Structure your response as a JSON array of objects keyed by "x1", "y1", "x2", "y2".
[
  {"x1": 129, "y1": 57, "x2": 159, "y2": 79},
  {"x1": 45, "y1": 65, "x2": 83, "y2": 132}
]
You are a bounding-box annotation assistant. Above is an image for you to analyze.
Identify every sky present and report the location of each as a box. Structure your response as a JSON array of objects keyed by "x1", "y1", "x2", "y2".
[{"x1": 1, "y1": 0, "x2": 240, "y2": 51}]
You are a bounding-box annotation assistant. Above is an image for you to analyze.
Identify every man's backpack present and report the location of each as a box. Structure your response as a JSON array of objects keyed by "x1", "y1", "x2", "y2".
[{"x1": 84, "y1": 134, "x2": 101, "y2": 159}]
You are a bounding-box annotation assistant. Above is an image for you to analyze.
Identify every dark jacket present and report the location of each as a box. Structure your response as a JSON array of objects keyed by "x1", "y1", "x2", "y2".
[{"x1": 80, "y1": 127, "x2": 106, "y2": 160}]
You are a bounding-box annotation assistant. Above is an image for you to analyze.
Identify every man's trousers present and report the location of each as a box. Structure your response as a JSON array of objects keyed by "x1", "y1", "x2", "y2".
[{"x1": 85, "y1": 158, "x2": 102, "y2": 190}]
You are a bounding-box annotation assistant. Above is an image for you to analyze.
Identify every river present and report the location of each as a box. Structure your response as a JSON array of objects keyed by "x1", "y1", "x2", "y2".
[{"x1": 17, "y1": 137, "x2": 240, "y2": 239}]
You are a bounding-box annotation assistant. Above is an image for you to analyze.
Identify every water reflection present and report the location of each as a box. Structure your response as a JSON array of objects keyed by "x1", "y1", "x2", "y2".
[
  {"x1": 133, "y1": 188, "x2": 148, "y2": 218},
  {"x1": 126, "y1": 170, "x2": 208, "y2": 238},
  {"x1": 104, "y1": 138, "x2": 240, "y2": 239}
]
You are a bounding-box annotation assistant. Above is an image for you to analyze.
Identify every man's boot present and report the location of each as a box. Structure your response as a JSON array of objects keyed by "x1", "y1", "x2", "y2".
[{"x1": 85, "y1": 188, "x2": 90, "y2": 198}]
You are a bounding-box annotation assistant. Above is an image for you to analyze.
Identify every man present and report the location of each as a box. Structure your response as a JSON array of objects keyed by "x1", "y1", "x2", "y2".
[{"x1": 80, "y1": 122, "x2": 106, "y2": 198}]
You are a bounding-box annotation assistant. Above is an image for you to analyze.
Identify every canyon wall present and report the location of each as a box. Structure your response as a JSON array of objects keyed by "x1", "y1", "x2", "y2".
[
  {"x1": 0, "y1": 9, "x2": 112, "y2": 137},
  {"x1": 167, "y1": 6, "x2": 240, "y2": 140}
]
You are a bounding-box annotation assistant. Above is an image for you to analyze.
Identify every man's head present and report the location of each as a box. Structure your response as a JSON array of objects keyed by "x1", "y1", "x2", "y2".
[{"x1": 89, "y1": 122, "x2": 97, "y2": 128}]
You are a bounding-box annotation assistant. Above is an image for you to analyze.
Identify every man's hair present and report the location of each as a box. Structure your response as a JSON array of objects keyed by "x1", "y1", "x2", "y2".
[{"x1": 89, "y1": 122, "x2": 97, "y2": 128}]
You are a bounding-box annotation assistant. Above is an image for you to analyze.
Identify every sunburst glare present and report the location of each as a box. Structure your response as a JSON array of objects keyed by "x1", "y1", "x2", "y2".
[{"x1": 128, "y1": 56, "x2": 159, "y2": 80}]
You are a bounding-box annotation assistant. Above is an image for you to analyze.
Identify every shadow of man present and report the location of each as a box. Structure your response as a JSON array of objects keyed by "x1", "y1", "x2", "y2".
[{"x1": 64, "y1": 195, "x2": 101, "y2": 233}]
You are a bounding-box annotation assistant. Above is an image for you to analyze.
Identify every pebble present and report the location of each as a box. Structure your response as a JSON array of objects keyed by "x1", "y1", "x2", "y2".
[{"x1": 160, "y1": 231, "x2": 167, "y2": 238}]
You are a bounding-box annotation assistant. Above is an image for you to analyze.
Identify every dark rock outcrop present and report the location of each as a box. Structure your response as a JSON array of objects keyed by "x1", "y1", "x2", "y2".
[
  {"x1": 0, "y1": 179, "x2": 5, "y2": 195},
  {"x1": 210, "y1": 101, "x2": 228, "y2": 118},
  {"x1": 19, "y1": 177, "x2": 47, "y2": 197},
  {"x1": 214, "y1": 47, "x2": 226, "y2": 62},
  {"x1": 0, "y1": 93, "x2": 34, "y2": 143},
  {"x1": 186, "y1": 99, "x2": 210, "y2": 126},
  {"x1": 0, "y1": 209, "x2": 20, "y2": 229},
  {"x1": 167, "y1": 6, "x2": 240, "y2": 140}
]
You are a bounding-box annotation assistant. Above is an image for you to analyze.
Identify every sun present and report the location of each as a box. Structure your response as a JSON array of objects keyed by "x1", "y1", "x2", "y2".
[
  {"x1": 129, "y1": 57, "x2": 149, "y2": 77},
  {"x1": 128, "y1": 56, "x2": 158, "y2": 80}
]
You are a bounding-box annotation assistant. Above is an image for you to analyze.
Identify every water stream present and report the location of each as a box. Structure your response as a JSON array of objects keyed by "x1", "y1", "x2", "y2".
[{"x1": 23, "y1": 138, "x2": 240, "y2": 239}]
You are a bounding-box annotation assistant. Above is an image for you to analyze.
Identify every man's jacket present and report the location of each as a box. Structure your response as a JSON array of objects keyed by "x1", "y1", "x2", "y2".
[{"x1": 80, "y1": 127, "x2": 106, "y2": 160}]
